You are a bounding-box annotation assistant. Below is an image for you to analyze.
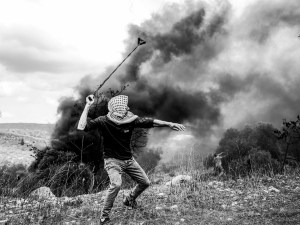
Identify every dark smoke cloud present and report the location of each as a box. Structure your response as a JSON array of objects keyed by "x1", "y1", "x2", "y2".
[
  {"x1": 121, "y1": 5, "x2": 228, "y2": 83},
  {"x1": 53, "y1": 0, "x2": 300, "y2": 155},
  {"x1": 241, "y1": 0, "x2": 300, "y2": 43},
  {"x1": 127, "y1": 84, "x2": 221, "y2": 134}
]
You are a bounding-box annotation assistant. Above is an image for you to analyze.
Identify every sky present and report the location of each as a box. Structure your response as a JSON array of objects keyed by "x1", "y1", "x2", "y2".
[{"x1": 0, "y1": 0, "x2": 184, "y2": 123}]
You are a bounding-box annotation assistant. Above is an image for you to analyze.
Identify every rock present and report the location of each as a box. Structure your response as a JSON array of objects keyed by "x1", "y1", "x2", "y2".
[
  {"x1": 157, "y1": 193, "x2": 166, "y2": 199},
  {"x1": 155, "y1": 206, "x2": 164, "y2": 210},
  {"x1": 152, "y1": 178, "x2": 163, "y2": 184},
  {"x1": 231, "y1": 201, "x2": 238, "y2": 206},
  {"x1": 0, "y1": 219, "x2": 9, "y2": 224},
  {"x1": 208, "y1": 181, "x2": 224, "y2": 188},
  {"x1": 180, "y1": 218, "x2": 185, "y2": 222},
  {"x1": 170, "y1": 205, "x2": 178, "y2": 210},
  {"x1": 29, "y1": 186, "x2": 56, "y2": 200},
  {"x1": 166, "y1": 175, "x2": 192, "y2": 186},
  {"x1": 165, "y1": 181, "x2": 171, "y2": 186},
  {"x1": 268, "y1": 186, "x2": 280, "y2": 193},
  {"x1": 294, "y1": 187, "x2": 300, "y2": 192}
]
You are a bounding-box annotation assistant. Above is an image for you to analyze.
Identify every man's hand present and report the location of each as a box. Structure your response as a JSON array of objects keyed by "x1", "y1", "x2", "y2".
[
  {"x1": 86, "y1": 95, "x2": 95, "y2": 106},
  {"x1": 169, "y1": 122, "x2": 185, "y2": 131}
]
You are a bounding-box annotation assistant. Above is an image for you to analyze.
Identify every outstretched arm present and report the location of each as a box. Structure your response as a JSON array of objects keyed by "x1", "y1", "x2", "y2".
[
  {"x1": 77, "y1": 95, "x2": 95, "y2": 130},
  {"x1": 153, "y1": 119, "x2": 185, "y2": 131}
]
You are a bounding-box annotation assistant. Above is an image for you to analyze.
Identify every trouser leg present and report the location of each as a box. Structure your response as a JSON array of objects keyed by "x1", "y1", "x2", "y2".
[
  {"x1": 101, "y1": 159, "x2": 123, "y2": 218},
  {"x1": 125, "y1": 158, "x2": 150, "y2": 199}
]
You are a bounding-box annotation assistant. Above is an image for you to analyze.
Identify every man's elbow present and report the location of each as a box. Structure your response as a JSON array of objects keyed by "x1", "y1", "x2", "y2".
[
  {"x1": 77, "y1": 122, "x2": 87, "y2": 131},
  {"x1": 77, "y1": 126, "x2": 85, "y2": 131}
]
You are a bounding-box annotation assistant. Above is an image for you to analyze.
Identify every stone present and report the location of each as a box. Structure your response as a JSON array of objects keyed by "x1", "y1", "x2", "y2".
[
  {"x1": 170, "y1": 205, "x2": 178, "y2": 210},
  {"x1": 166, "y1": 175, "x2": 192, "y2": 186},
  {"x1": 0, "y1": 219, "x2": 9, "y2": 224},
  {"x1": 29, "y1": 186, "x2": 56, "y2": 200},
  {"x1": 231, "y1": 201, "x2": 238, "y2": 206},
  {"x1": 268, "y1": 186, "x2": 280, "y2": 193},
  {"x1": 157, "y1": 193, "x2": 166, "y2": 199}
]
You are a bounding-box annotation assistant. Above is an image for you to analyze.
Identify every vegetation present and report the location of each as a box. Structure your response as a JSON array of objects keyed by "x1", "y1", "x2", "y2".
[
  {"x1": 204, "y1": 122, "x2": 300, "y2": 178},
  {"x1": 1, "y1": 115, "x2": 300, "y2": 224},
  {"x1": 1, "y1": 146, "x2": 299, "y2": 224}
]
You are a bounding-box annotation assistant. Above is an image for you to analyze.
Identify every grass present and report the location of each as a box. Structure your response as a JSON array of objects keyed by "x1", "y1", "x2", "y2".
[
  {"x1": 1, "y1": 131, "x2": 300, "y2": 224},
  {"x1": 1, "y1": 166, "x2": 300, "y2": 224}
]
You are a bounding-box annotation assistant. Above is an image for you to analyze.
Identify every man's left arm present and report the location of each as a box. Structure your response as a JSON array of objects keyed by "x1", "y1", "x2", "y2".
[{"x1": 153, "y1": 119, "x2": 185, "y2": 131}]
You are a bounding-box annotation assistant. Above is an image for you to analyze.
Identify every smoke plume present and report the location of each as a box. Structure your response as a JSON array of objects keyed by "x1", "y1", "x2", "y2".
[{"x1": 53, "y1": 0, "x2": 300, "y2": 157}]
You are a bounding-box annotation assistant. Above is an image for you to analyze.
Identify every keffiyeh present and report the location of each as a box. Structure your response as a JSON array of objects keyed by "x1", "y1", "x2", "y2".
[{"x1": 107, "y1": 95, "x2": 138, "y2": 125}]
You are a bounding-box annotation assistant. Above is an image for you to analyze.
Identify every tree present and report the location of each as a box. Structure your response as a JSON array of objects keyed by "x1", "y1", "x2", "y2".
[
  {"x1": 274, "y1": 115, "x2": 300, "y2": 172},
  {"x1": 206, "y1": 123, "x2": 282, "y2": 176}
]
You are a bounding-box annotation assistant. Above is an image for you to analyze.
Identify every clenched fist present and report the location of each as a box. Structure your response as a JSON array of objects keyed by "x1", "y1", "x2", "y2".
[{"x1": 86, "y1": 95, "x2": 95, "y2": 106}]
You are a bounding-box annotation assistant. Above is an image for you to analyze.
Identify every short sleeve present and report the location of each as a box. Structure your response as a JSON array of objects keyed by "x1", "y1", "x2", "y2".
[
  {"x1": 85, "y1": 116, "x2": 105, "y2": 131},
  {"x1": 134, "y1": 117, "x2": 154, "y2": 128}
]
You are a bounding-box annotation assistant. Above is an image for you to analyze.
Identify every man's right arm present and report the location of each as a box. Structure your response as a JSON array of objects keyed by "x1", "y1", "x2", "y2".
[{"x1": 77, "y1": 95, "x2": 94, "y2": 130}]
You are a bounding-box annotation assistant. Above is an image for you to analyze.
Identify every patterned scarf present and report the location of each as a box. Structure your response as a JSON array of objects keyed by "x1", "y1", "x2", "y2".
[{"x1": 107, "y1": 95, "x2": 138, "y2": 125}]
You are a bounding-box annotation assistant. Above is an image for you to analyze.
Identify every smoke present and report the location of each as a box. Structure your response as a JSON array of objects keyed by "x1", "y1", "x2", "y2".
[{"x1": 53, "y1": 0, "x2": 300, "y2": 158}]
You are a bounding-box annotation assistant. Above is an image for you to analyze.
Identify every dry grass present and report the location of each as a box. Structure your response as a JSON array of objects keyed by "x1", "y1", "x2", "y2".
[
  {"x1": 1, "y1": 166, "x2": 300, "y2": 224},
  {"x1": 1, "y1": 130, "x2": 300, "y2": 224}
]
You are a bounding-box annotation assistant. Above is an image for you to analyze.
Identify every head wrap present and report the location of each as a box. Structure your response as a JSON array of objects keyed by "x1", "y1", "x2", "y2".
[{"x1": 107, "y1": 95, "x2": 138, "y2": 125}]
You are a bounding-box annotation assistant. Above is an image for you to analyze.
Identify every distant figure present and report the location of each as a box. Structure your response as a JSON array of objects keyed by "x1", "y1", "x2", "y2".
[
  {"x1": 77, "y1": 94, "x2": 185, "y2": 224},
  {"x1": 213, "y1": 152, "x2": 225, "y2": 176}
]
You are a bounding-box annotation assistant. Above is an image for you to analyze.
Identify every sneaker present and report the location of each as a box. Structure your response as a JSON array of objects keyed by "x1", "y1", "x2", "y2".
[
  {"x1": 123, "y1": 195, "x2": 137, "y2": 209},
  {"x1": 100, "y1": 217, "x2": 110, "y2": 224}
]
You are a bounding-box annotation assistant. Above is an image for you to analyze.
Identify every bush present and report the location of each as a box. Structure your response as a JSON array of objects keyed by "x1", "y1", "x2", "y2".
[
  {"x1": 20, "y1": 138, "x2": 25, "y2": 145},
  {"x1": 204, "y1": 123, "x2": 283, "y2": 177},
  {"x1": 49, "y1": 162, "x2": 95, "y2": 197},
  {"x1": 0, "y1": 164, "x2": 27, "y2": 188},
  {"x1": 15, "y1": 173, "x2": 43, "y2": 197},
  {"x1": 0, "y1": 163, "x2": 29, "y2": 196},
  {"x1": 248, "y1": 148, "x2": 281, "y2": 174},
  {"x1": 203, "y1": 154, "x2": 214, "y2": 170}
]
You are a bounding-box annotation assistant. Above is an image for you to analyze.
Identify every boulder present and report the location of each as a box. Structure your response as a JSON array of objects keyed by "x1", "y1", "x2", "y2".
[
  {"x1": 29, "y1": 187, "x2": 56, "y2": 200},
  {"x1": 166, "y1": 175, "x2": 192, "y2": 186}
]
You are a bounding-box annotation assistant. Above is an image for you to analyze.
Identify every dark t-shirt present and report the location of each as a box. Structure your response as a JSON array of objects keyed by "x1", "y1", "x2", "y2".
[{"x1": 85, "y1": 116, "x2": 154, "y2": 160}]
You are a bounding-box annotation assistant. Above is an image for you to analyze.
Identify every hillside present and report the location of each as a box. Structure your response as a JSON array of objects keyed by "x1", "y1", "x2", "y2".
[
  {"x1": 0, "y1": 172, "x2": 300, "y2": 224},
  {"x1": 0, "y1": 123, "x2": 54, "y2": 131},
  {"x1": 0, "y1": 123, "x2": 53, "y2": 166}
]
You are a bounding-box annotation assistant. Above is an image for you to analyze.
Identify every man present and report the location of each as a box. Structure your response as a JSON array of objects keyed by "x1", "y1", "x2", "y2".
[
  {"x1": 77, "y1": 94, "x2": 185, "y2": 224},
  {"x1": 213, "y1": 152, "x2": 225, "y2": 176}
]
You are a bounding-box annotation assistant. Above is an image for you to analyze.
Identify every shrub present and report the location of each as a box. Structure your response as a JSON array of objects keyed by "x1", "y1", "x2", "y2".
[
  {"x1": 20, "y1": 138, "x2": 25, "y2": 145},
  {"x1": 203, "y1": 154, "x2": 214, "y2": 170},
  {"x1": 0, "y1": 163, "x2": 29, "y2": 196},
  {"x1": 205, "y1": 123, "x2": 283, "y2": 177},
  {"x1": 0, "y1": 164, "x2": 27, "y2": 188},
  {"x1": 248, "y1": 148, "x2": 281, "y2": 174},
  {"x1": 49, "y1": 162, "x2": 95, "y2": 197}
]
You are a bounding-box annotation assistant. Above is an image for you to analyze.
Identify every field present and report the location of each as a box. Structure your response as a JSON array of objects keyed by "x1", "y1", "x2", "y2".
[
  {"x1": 0, "y1": 124, "x2": 300, "y2": 224},
  {"x1": 0, "y1": 123, "x2": 53, "y2": 166}
]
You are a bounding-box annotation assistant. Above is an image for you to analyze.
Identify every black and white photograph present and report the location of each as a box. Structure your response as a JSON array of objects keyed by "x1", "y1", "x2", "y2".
[{"x1": 0, "y1": 0, "x2": 300, "y2": 224}]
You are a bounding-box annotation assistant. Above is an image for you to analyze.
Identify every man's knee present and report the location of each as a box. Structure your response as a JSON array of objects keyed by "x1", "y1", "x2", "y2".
[
  {"x1": 108, "y1": 170, "x2": 122, "y2": 190},
  {"x1": 110, "y1": 179, "x2": 122, "y2": 190}
]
